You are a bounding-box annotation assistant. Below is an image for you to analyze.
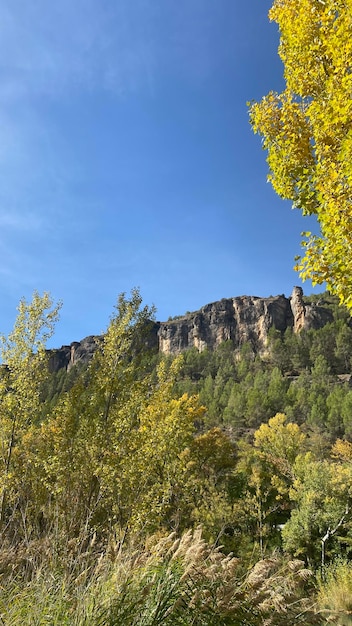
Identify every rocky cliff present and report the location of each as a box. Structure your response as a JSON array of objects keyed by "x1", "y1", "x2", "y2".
[
  {"x1": 158, "y1": 286, "x2": 333, "y2": 355},
  {"x1": 48, "y1": 287, "x2": 334, "y2": 372}
]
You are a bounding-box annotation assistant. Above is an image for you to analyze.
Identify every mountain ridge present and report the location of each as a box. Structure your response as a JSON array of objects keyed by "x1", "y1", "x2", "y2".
[{"x1": 48, "y1": 286, "x2": 334, "y2": 373}]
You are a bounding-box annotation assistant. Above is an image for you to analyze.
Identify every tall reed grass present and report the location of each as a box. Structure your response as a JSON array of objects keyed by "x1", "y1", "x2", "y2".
[{"x1": 0, "y1": 528, "x2": 325, "y2": 625}]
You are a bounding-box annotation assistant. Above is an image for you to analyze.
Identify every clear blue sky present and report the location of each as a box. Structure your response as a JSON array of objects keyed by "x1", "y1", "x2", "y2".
[{"x1": 0, "y1": 0, "x2": 322, "y2": 346}]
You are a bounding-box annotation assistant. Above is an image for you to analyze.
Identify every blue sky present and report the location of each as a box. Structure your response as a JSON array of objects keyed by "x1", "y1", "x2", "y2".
[{"x1": 0, "y1": 0, "x2": 321, "y2": 346}]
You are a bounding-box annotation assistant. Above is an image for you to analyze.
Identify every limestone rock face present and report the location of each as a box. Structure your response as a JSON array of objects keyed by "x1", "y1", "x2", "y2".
[
  {"x1": 67, "y1": 336, "x2": 101, "y2": 371},
  {"x1": 47, "y1": 288, "x2": 334, "y2": 372},
  {"x1": 290, "y1": 286, "x2": 333, "y2": 332},
  {"x1": 290, "y1": 286, "x2": 306, "y2": 333},
  {"x1": 48, "y1": 345, "x2": 71, "y2": 373},
  {"x1": 48, "y1": 324, "x2": 159, "y2": 372},
  {"x1": 48, "y1": 335, "x2": 101, "y2": 373},
  {"x1": 303, "y1": 304, "x2": 333, "y2": 330},
  {"x1": 158, "y1": 295, "x2": 292, "y2": 355}
]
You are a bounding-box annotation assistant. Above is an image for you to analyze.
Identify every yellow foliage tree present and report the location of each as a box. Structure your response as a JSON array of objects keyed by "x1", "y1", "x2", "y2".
[
  {"x1": 114, "y1": 359, "x2": 205, "y2": 535},
  {"x1": 31, "y1": 292, "x2": 206, "y2": 541},
  {"x1": 254, "y1": 413, "x2": 306, "y2": 468},
  {"x1": 249, "y1": 0, "x2": 352, "y2": 309},
  {"x1": 283, "y1": 452, "x2": 352, "y2": 564},
  {"x1": 179, "y1": 428, "x2": 236, "y2": 541},
  {"x1": 236, "y1": 414, "x2": 306, "y2": 555},
  {"x1": 0, "y1": 292, "x2": 61, "y2": 526},
  {"x1": 331, "y1": 438, "x2": 352, "y2": 462}
]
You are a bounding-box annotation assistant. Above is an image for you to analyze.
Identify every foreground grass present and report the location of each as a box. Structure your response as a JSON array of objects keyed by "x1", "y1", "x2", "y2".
[{"x1": 0, "y1": 529, "x2": 350, "y2": 625}]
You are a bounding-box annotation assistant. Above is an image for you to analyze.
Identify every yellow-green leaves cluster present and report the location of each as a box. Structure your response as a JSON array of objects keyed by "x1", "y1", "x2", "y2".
[
  {"x1": 254, "y1": 413, "x2": 306, "y2": 467},
  {"x1": 249, "y1": 0, "x2": 352, "y2": 309},
  {"x1": 22, "y1": 291, "x2": 207, "y2": 540},
  {"x1": 282, "y1": 450, "x2": 352, "y2": 560},
  {"x1": 0, "y1": 292, "x2": 61, "y2": 525},
  {"x1": 235, "y1": 414, "x2": 306, "y2": 555}
]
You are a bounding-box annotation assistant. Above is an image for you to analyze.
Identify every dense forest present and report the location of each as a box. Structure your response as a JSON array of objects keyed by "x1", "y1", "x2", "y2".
[{"x1": 1, "y1": 289, "x2": 352, "y2": 624}]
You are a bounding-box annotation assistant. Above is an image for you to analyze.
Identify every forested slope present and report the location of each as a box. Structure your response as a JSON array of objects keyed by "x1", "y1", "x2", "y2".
[{"x1": 1, "y1": 290, "x2": 352, "y2": 624}]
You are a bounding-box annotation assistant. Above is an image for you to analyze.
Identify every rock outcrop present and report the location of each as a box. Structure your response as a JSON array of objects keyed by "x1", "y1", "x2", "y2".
[
  {"x1": 48, "y1": 335, "x2": 100, "y2": 373},
  {"x1": 290, "y1": 286, "x2": 332, "y2": 332},
  {"x1": 48, "y1": 288, "x2": 334, "y2": 372},
  {"x1": 158, "y1": 294, "x2": 292, "y2": 355},
  {"x1": 290, "y1": 286, "x2": 306, "y2": 333}
]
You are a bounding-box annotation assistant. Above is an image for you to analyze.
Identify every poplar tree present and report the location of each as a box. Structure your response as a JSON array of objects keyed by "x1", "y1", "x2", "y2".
[
  {"x1": 0, "y1": 292, "x2": 61, "y2": 525},
  {"x1": 249, "y1": 0, "x2": 352, "y2": 309},
  {"x1": 36, "y1": 290, "x2": 205, "y2": 539}
]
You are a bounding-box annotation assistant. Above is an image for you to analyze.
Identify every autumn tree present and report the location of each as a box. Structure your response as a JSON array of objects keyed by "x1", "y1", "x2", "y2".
[
  {"x1": 0, "y1": 292, "x2": 61, "y2": 527},
  {"x1": 235, "y1": 414, "x2": 306, "y2": 556},
  {"x1": 32, "y1": 291, "x2": 205, "y2": 541},
  {"x1": 282, "y1": 451, "x2": 352, "y2": 566},
  {"x1": 178, "y1": 427, "x2": 236, "y2": 543},
  {"x1": 33, "y1": 289, "x2": 156, "y2": 536},
  {"x1": 249, "y1": 0, "x2": 352, "y2": 309}
]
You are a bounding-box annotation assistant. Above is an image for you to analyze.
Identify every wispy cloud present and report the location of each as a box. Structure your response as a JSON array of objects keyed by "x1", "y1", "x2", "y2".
[
  {"x1": 0, "y1": 0, "x2": 224, "y2": 228},
  {"x1": 0, "y1": 0, "x2": 224, "y2": 102},
  {"x1": 0, "y1": 0, "x2": 154, "y2": 100},
  {"x1": 0, "y1": 0, "x2": 235, "y2": 309},
  {"x1": 0, "y1": 210, "x2": 43, "y2": 231}
]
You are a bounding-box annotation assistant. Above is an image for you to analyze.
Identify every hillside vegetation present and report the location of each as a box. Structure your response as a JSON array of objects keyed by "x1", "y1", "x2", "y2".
[{"x1": 1, "y1": 289, "x2": 352, "y2": 624}]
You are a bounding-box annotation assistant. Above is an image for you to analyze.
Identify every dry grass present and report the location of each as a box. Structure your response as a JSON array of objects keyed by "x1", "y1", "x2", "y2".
[
  {"x1": 316, "y1": 560, "x2": 352, "y2": 625},
  {"x1": 0, "y1": 528, "x2": 324, "y2": 625}
]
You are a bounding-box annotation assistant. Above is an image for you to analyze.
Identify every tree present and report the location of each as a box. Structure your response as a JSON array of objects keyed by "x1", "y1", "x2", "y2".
[
  {"x1": 0, "y1": 292, "x2": 61, "y2": 526},
  {"x1": 235, "y1": 415, "x2": 305, "y2": 556},
  {"x1": 33, "y1": 291, "x2": 205, "y2": 540},
  {"x1": 179, "y1": 427, "x2": 236, "y2": 543},
  {"x1": 282, "y1": 452, "x2": 352, "y2": 565},
  {"x1": 18, "y1": 289, "x2": 158, "y2": 537},
  {"x1": 254, "y1": 413, "x2": 306, "y2": 467},
  {"x1": 265, "y1": 367, "x2": 289, "y2": 416},
  {"x1": 326, "y1": 385, "x2": 347, "y2": 437},
  {"x1": 307, "y1": 355, "x2": 331, "y2": 428},
  {"x1": 249, "y1": 0, "x2": 352, "y2": 310}
]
